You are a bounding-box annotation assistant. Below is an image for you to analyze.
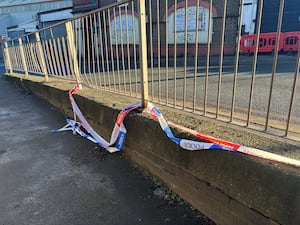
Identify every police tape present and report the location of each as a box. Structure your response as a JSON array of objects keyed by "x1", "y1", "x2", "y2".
[
  {"x1": 146, "y1": 102, "x2": 231, "y2": 151},
  {"x1": 52, "y1": 85, "x2": 141, "y2": 153},
  {"x1": 53, "y1": 85, "x2": 300, "y2": 167},
  {"x1": 167, "y1": 118, "x2": 300, "y2": 167}
]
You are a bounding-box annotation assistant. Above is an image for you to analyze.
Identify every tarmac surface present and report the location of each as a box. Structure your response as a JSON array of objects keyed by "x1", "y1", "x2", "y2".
[{"x1": 0, "y1": 72, "x2": 215, "y2": 224}]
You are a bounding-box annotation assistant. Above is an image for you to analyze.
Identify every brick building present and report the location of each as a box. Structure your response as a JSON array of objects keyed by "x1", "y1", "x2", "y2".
[{"x1": 72, "y1": 0, "x2": 240, "y2": 56}]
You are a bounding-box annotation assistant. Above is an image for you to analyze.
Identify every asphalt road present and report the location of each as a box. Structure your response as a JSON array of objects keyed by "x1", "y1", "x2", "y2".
[{"x1": 0, "y1": 74, "x2": 214, "y2": 224}]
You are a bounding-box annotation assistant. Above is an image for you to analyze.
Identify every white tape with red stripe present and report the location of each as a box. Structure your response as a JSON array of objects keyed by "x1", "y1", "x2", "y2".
[{"x1": 53, "y1": 85, "x2": 300, "y2": 167}]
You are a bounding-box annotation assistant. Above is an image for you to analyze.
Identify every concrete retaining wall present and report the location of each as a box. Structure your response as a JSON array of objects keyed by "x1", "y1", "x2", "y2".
[{"x1": 5, "y1": 75, "x2": 300, "y2": 225}]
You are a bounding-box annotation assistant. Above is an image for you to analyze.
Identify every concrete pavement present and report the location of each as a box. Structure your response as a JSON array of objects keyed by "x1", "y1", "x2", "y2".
[{"x1": 0, "y1": 75, "x2": 214, "y2": 224}]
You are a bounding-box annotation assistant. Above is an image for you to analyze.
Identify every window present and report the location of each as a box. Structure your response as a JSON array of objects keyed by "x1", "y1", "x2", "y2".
[{"x1": 269, "y1": 38, "x2": 276, "y2": 46}]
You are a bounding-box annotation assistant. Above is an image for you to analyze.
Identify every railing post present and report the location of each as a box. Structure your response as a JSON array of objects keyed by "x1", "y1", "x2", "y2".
[
  {"x1": 4, "y1": 42, "x2": 13, "y2": 75},
  {"x1": 35, "y1": 32, "x2": 49, "y2": 81},
  {"x1": 18, "y1": 38, "x2": 28, "y2": 77},
  {"x1": 65, "y1": 21, "x2": 81, "y2": 85},
  {"x1": 138, "y1": 0, "x2": 149, "y2": 108}
]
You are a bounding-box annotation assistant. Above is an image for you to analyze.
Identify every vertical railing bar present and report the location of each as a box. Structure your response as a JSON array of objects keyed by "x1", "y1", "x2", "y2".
[
  {"x1": 9, "y1": 42, "x2": 14, "y2": 70},
  {"x1": 157, "y1": 0, "x2": 161, "y2": 102},
  {"x1": 70, "y1": 21, "x2": 77, "y2": 79},
  {"x1": 89, "y1": 14, "x2": 97, "y2": 86},
  {"x1": 94, "y1": 12, "x2": 103, "y2": 87},
  {"x1": 23, "y1": 44, "x2": 31, "y2": 72},
  {"x1": 82, "y1": 17, "x2": 87, "y2": 82},
  {"x1": 81, "y1": 17, "x2": 90, "y2": 85},
  {"x1": 24, "y1": 43, "x2": 31, "y2": 73},
  {"x1": 86, "y1": 16, "x2": 91, "y2": 80},
  {"x1": 13, "y1": 42, "x2": 18, "y2": 71},
  {"x1": 4, "y1": 42, "x2": 13, "y2": 74},
  {"x1": 27, "y1": 44, "x2": 31, "y2": 73},
  {"x1": 18, "y1": 38, "x2": 28, "y2": 77},
  {"x1": 149, "y1": 0, "x2": 154, "y2": 100},
  {"x1": 131, "y1": 1, "x2": 138, "y2": 96},
  {"x1": 107, "y1": 9, "x2": 115, "y2": 91},
  {"x1": 118, "y1": 7, "x2": 127, "y2": 94},
  {"x1": 265, "y1": 0, "x2": 285, "y2": 131},
  {"x1": 62, "y1": 37, "x2": 71, "y2": 76},
  {"x1": 230, "y1": 0, "x2": 244, "y2": 122},
  {"x1": 57, "y1": 38, "x2": 66, "y2": 77},
  {"x1": 113, "y1": 7, "x2": 121, "y2": 93},
  {"x1": 49, "y1": 39, "x2": 58, "y2": 76},
  {"x1": 48, "y1": 39, "x2": 57, "y2": 76},
  {"x1": 14, "y1": 42, "x2": 18, "y2": 71},
  {"x1": 22, "y1": 36, "x2": 30, "y2": 72},
  {"x1": 18, "y1": 44, "x2": 23, "y2": 72},
  {"x1": 65, "y1": 20, "x2": 81, "y2": 85},
  {"x1": 92, "y1": 14, "x2": 98, "y2": 86},
  {"x1": 285, "y1": 38, "x2": 300, "y2": 136},
  {"x1": 73, "y1": 20, "x2": 80, "y2": 81},
  {"x1": 246, "y1": 0, "x2": 264, "y2": 126},
  {"x1": 9, "y1": 41, "x2": 13, "y2": 71},
  {"x1": 11, "y1": 42, "x2": 17, "y2": 71},
  {"x1": 11, "y1": 42, "x2": 16, "y2": 71},
  {"x1": 96, "y1": 11, "x2": 104, "y2": 87},
  {"x1": 35, "y1": 32, "x2": 49, "y2": 81},
  {"x1": 17, "y1": 45, "x2": 22, "y2": 71},
  {"x1": 47, "y1": 37, "x2": 55, "y2": 76},
  {"x1": 125, "y1": 5, "x2": 132, "y2": 96},
  {"x1": 17, "y1": 44, "x2": 23, "y2": 72},
  {"x1": 16, "y1": 43, "x2": 20, "y2": 71},
  {"x1": 193, "y1": 0, "x2": 200, "y2": 112},
  {"x1": 103, "y1": 10, "x2": 110, "y2": 89},
  {"x1": 183, "y1": 0, "x2": 188, "y2": 109},
  {"x1": 23, "y1": 36, "x2": 31, "y2": 73},
  {"x1": 138, "y1": 0, "x2": 149, "y2": 107},
  {"x1": 13, "y1": 44, "x2": 18, "y2": 71},
  {"x1": 83, "y1": 17, "x2": 91, "y2": 85},
  {"x1": 173, "y1": 0, "x2": 177, "y2": 107},
  {"x1": 23, "y1": 44, "x2": 30, "y2": 72},
  {"x1": 39, "y1": 41, "x2": 45, "y2": 74},
  {"x1": 76, "y1": 19, "x2": 82, "y2": 80},
  {"x1": 9, "y1": 42, "x2": 12, "y2": 71},
  {"x1": 45, "y1": 40, "x2": 54, "y2": 76},
  {"x1": 46, "y1": 42, "x2": 54, "y2": 76},
  {"x1": 53, "y1": 38, "x2": 62, "y2": 77},
  {"x1": 10, "y1": 44, "x2": 14, "y2": 71},
  {"x1": 33, "y1": 42, "x2": 41, "y2": 73},
  {"x1": 204, "y1": 0, "x2": 212, "y2": 115},
  {"x1": 165, "y1": 0, "x2": 169, "y2": 104},
  {"x1": 216, "y1": 0, "x2": 227, "y2": 118}
]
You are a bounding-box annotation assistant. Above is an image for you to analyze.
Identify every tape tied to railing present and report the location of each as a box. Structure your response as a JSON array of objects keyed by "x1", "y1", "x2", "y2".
[
  {"x1": 53, "y1": 85, "x2": 141, "y2": 153},
  {"x1": 53, "y1": 85, "x2": 300, "y2": 167}
]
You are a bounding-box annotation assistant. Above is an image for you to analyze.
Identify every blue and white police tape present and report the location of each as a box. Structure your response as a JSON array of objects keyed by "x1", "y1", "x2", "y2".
[
  {"x1": 52, "y1": 86, "x2": 300, "y2": 167},
  {"x1": 146, "y1": 102, "x2": 231, "y2": 151}
]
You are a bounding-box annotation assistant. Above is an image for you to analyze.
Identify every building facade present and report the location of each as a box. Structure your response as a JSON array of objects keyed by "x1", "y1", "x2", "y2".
[
  {"x1": 0, "y1": 0, "x2": 72, "y2": 38},
  {"x1": 73, "y1": 0, "x2": 240, "y2": 56}
]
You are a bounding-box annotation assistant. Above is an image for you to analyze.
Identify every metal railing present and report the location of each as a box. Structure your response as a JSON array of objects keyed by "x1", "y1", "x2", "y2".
[{"x1": 2, "y1": 0, "x2": 300, "y2": 141}]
